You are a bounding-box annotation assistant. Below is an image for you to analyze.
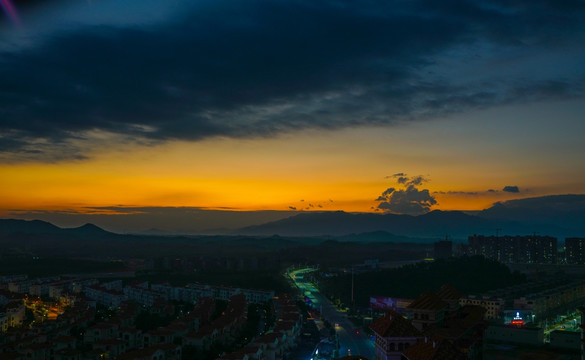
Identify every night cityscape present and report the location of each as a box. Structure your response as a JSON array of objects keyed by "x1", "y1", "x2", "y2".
[{"x1": 1, "y1": 1, "x2": 585, "y2": 360}]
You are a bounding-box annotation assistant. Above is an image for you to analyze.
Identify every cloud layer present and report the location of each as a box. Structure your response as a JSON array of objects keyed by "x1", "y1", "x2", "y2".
[{"x1": 1, "y1": 0, "x2": 584, "y2": 161}]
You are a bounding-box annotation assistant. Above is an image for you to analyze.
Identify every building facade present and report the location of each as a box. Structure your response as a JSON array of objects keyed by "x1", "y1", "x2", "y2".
[
  {"x1": 565, "y1": 238, "x2": 585, "y2": 265},
  {"x1": 468, "y1": 235, "x2": 557, "y2": 264}
]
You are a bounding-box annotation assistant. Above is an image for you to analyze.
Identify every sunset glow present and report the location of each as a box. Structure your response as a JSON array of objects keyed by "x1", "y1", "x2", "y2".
[{"x1": 1, "y1": 0, "x2": 584, "y2": 232}]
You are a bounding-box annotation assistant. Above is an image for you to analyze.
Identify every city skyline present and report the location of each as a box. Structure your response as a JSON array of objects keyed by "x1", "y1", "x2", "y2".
[{"x1": 1, "y1": 0, "x2": 584, "y2": 229}]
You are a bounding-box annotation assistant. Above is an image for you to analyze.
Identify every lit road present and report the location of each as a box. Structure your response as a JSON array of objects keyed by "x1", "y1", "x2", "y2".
[
  {"x1": 289, "y1": 267, "x2": 376, "y2": 360},
  {"x1": 543, "y1": 313, "x2": 581, "y2": 341}
]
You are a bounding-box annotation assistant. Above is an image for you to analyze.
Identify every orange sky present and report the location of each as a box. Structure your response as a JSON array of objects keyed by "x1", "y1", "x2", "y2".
[
  {"x1": 2, "y1": 100, "x2": 584, "y2": 217},
  {"x1": 1, "y1": 0, "x2": 585, "y2": 232}
]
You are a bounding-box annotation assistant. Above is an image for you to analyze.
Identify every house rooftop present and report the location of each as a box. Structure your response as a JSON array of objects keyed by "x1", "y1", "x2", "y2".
[
  {"x1": 369, "y1": 310, "x2": 421, "y2": 338},
  {"x1": 407, "y1": 292, "x2": 449, "y2": 311},
  {"x1": 435, "y1": 284, "x2": 462, "y2": 301}
]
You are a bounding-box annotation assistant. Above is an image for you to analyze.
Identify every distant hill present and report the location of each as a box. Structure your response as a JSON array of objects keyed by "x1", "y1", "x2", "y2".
[
  {"x1": 0, "y1": 219, "x2": 114, "y2": 238},
  {"x1": 65, "y1": 223, "x2": 112, "y2": 237},
  {"x1": 0, "y1": 218, "x2": 319, "y2": 259},
  {"x1": 476, "y1": 194, "x2": 585, "y2": 237},
  {"x1": 236, "y1": 206, "x2": 577, "y2": 238},
  {"x1": 236, "y1": 210, "x2": 500, "y2": 238},
  {"x1": 0, "y1": 219, "x2": 62, "y2": 235}
]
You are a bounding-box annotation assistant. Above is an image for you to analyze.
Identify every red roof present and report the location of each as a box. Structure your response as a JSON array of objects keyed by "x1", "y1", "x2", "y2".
[
  {"x1": 407, "y1": 292, "x2": 448, "y2": 311},
  {"x1": 435, "y1": 284, "x2": 462, "y2": 301},
  {"x1": 369, "y1": 310, "x2": 421, "y2": 338}
]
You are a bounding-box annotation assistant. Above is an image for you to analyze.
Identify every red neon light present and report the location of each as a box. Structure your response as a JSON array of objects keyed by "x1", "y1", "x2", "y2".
[{"x1": 511, "y1": 320, "x2": 524, "y2": 325}]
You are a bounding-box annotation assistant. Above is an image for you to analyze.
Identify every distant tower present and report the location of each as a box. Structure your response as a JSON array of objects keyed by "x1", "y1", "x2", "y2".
[{"x1": 434, "y1": 238, "x2": 453, "y2": 259}]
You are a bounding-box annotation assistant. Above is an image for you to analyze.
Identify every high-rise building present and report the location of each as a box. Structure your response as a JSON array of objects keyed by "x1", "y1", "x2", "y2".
[
  {"x1": 468, "y1": 235, "x2": 557, "y2": 264},
  {"x1": 565, "y1": 238, "x2": 585, "y2": 265}
]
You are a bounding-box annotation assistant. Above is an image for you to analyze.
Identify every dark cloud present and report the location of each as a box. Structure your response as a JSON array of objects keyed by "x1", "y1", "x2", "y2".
[
  {"x1": 434, "y1": 191, "x2": 480, "y2": 195},
  {"x1": 386, "y1": 173, "x2": 406, "y2": 178},
  {"x1": 503, "y1": 186, "x2": 520, "y2": 193},
  {"x1": 376, "y1": 174, "x2": 437, "y2": 215},
  {"x1": 492, "y1": 194, "x2": 585, "y2": 210},
  {"x1": 1, "y1": 0, "x2": 584, "y2": 160},
  {"x1": 387, "y1": 173, "x2": 429, "y2": 187}
]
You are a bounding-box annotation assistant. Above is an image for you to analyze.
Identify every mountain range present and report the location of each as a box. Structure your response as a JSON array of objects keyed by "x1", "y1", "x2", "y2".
[
  {"x1": 1, "y1": 194, "x2": 584, "y2": 240},
  {"x1": 0, "y1": 219, "x2": 113, "y2": 238},
  {"x1": 237, "y1": 195, "x2": 585, "y2": 238}
]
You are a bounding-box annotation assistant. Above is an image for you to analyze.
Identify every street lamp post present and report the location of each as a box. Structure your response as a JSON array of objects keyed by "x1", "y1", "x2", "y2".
[{"x1": 351, "y1": 266, "x2": 354, "y2": 305}]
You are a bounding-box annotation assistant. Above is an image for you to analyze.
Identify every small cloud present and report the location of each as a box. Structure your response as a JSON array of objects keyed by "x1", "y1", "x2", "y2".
[
  {"x1": 386, "y1": 173, "x2": 406, "y2": 179},
  {"x1": 503, "y1": 186, "x2": 520, "y2": 193},
  {"x1": 436, "y1": 191, "x2": 479, "y2": 195},
  {"x1": 488, "y1": 189, "x2": 497, "y2": 193},
  {"x1": 408, "y1": 175, "x2": 427, "y2": 186},
  {"x1": 289, "y1": 206, "x2": 297, "y2": 210},
  {"x1": 375, "y1": 174, "x2": 437, "y2": 215}
]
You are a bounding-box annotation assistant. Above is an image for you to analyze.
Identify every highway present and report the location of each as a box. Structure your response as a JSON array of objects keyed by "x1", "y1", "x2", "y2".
[{"x1": 289, "y1": 267, "x2": 376, "y2": 360}]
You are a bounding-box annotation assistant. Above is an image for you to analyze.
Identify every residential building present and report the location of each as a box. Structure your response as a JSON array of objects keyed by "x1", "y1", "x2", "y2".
[
  {"x1": 124, "y1": 284, "x2": 166, "y2": 307},
  {"x1": 459, "y1": 296, "x2": 504, "y2": 320},
  {"x1": 468, "y1": 235, "x2": 557, "y2": 264},
  {"x1": 484, "y1": 324, "x2": 543, "y2": 345},
  {"x1": 370, "y1": 285, "x2": 487, "y2": 360},
  {"x1": 370, "y1": 310, "x2": 423, "y2": 360},
  {"x1": 84, "y1": 285, "x2": 125, "y2": 308},
  {"x1": 0, "y1": 301, "x2": 25, "y2": 332},
  {"x1": 187, "y1": 283, "x2": 274, "y2": 304},
  {"x1": 565, "y1": 237, "x2": 585, "y2": 265}
]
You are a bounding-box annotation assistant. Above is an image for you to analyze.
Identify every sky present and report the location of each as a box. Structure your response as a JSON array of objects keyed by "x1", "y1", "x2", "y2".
[{"x1": 0, "y1": 0, "x2": 584, "y2": 232}]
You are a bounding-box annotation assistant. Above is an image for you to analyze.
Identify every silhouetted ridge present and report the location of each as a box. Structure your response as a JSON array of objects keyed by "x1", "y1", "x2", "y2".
[
  {"x1": 66, "y1": 223, "x2": 110, "y2": 236},
  {"x1": 236, "y1": 208, "x2": 576, "y2": 238},
  {"x1": 237, "y1": 210, "x2": 495, "y2": 237},
  {"x1": 477, "y1": 194, "x2": 585, "y2": 236},
  {"x1": 0, "y1": 219, "x2": 61, "y2": 235},
  {"x1": 0, "y1": 219, "x2": 115, "y2": 239}
]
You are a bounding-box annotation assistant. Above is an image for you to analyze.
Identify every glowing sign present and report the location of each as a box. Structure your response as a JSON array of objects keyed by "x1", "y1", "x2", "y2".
[
  {"x1": 511, "y1": 312, "x2": 524, "y2": 326},
  {"x1": 370, "y1": 297, "x2": 412, "y2": 312}
]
